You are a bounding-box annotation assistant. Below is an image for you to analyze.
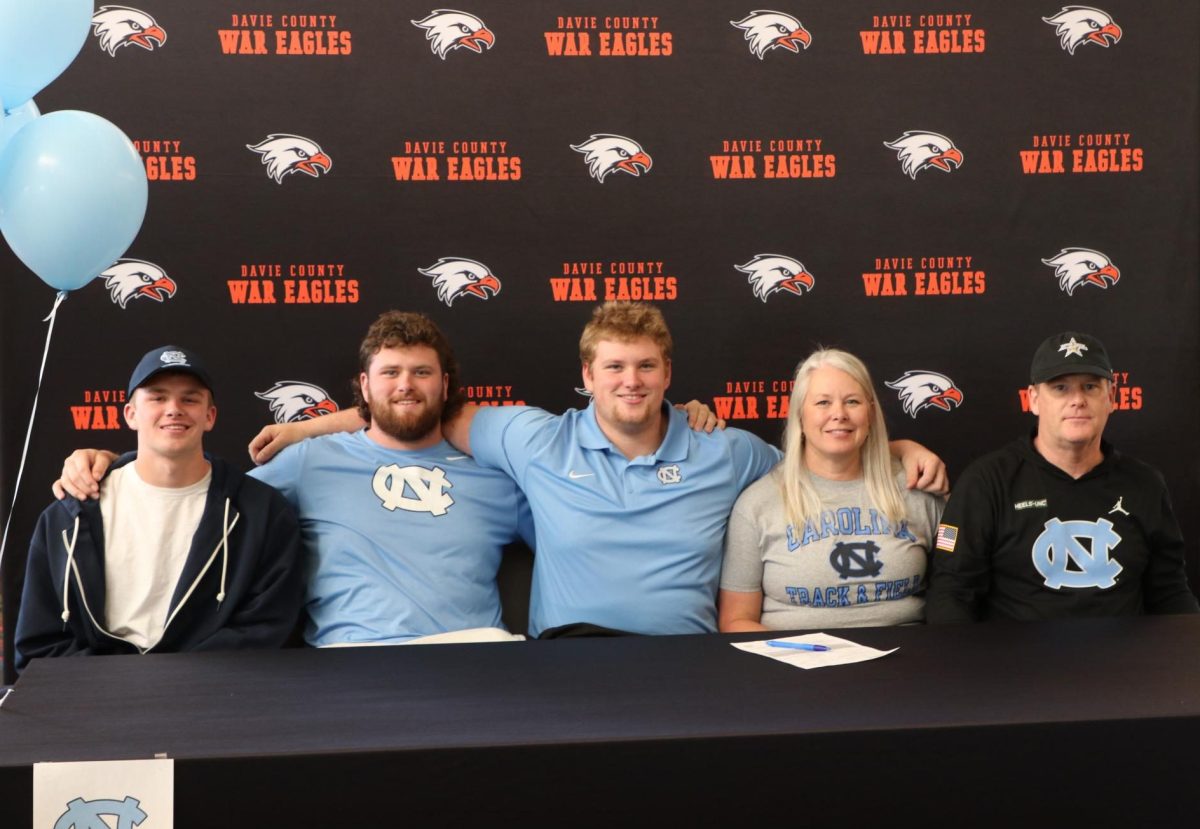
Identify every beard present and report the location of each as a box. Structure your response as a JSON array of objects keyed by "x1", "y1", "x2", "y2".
[{"x1": 368, "y1": 392, "x2": 443, "y2": 443}]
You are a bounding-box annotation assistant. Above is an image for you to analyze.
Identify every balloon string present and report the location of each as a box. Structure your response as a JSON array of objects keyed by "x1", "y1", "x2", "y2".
[{"x1": 0, "y1": 291, "x2": 68, "y2": 577}]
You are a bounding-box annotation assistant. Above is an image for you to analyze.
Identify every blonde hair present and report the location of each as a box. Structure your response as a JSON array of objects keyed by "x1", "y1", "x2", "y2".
[
  {"x1": 579, "y1": 301, "x2": 673, "y2": 365},
  {"x1": 780, "y1": 348, "x2": 906, "y2": 531}
]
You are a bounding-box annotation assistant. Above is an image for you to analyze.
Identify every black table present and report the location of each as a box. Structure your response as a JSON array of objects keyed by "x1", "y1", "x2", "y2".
[{"x1": 1, "y1": 616, "x2": 1197, "y2": 826}]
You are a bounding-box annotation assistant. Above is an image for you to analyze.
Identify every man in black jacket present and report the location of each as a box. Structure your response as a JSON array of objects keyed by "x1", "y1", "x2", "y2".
[
  {"x1": 927, "y1": 332, "x2": 1198, "y2": 622},
  {"x1": 14, "y1": 346, "x2": 303, "y2": 672}
]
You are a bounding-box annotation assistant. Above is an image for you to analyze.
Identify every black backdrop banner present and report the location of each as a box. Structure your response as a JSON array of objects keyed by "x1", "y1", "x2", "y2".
[{"x1": 2, "y1": 2, "x2": 1197, "y2": 679}]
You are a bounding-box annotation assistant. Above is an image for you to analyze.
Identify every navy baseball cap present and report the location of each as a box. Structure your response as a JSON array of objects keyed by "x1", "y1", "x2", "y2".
[
  {"x1": 127, "y1": 346, "x2": 214, "y2": 397},
  {"x1": 1029, "y1": 332, "x2": 1113, "y2": 385}
]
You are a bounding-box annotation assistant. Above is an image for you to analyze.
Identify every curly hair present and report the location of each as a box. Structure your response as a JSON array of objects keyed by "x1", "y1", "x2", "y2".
[{"x1": 352, "y1": 311, "x2": 463, "y2": 421}]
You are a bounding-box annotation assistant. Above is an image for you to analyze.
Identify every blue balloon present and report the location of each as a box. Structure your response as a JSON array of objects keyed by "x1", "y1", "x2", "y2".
[
  {"x1": 0, "y1": 110, "x2": 148, "y2": 291},
  {"x1": 0, "y1": 98, "x2": 40, "y2": 156},
  {"x1": 0, "y1": 0, "x2": 93, "y2": 108}
]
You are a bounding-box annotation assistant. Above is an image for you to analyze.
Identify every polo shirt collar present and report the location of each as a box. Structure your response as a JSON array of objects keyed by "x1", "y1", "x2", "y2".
[{"x1": 579, "y1": 400, "x2": 688, "y2": 462}]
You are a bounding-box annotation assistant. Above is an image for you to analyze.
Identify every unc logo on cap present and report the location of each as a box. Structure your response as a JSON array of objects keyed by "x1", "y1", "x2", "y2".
[{"x1": 159, "y1": 350, "x2": 188, "y2": 366}]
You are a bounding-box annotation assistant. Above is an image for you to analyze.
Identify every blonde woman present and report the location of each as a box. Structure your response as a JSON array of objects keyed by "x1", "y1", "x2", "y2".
[{"x1": 719, "y1": 349, "x2": 943, "y2": 631}]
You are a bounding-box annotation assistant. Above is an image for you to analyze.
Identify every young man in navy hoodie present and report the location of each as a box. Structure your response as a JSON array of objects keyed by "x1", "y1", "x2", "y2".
[{"x1": 14, "y1": 346, "x2": 303, "y2": 672}]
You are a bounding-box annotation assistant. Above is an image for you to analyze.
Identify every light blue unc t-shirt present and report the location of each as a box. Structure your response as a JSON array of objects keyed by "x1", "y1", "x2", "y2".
[
  {"x1": 470, "y1": 403, "x2": 780, "y2": 636},
  {"x1": 250, "y1": 431, "x2": 532, "y2": 645}
]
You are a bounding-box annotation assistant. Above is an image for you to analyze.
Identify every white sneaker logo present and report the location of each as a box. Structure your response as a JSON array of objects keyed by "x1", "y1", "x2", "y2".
[
  {"x1": 1108, "y1": 497, "x2": 1130, "y2": 517},
  {"x1": 568, "y1": 470, "x2": 594, "y2": 480}
]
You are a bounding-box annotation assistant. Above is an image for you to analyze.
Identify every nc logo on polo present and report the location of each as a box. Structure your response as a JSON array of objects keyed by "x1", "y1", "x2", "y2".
[
  {"x1": 657, "y1": 464, "x2": 682, "y2": 484},
  {"x1": 54, "y1": 795, "x2": 146, "y2": 829},
  {"x1": 1032, "y1": 517, "x2": 1123, "y2": 589},
  {"x1": 373, "y1": 465, "x2": 454, "y2": 515}
]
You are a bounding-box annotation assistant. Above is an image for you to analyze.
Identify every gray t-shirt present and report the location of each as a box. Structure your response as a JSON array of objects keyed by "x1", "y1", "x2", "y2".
[{"x1": 721, "y1": 467, "x2": 944, "y2": 628}]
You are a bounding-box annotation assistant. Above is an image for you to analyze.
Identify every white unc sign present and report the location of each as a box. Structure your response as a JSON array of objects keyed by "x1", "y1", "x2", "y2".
[
  {"x1": 657, "y1": 464, "x2": 682, "y2": 485},
  {"x1": 372, "y1": 465, "x2": 455, "y2": 515}
]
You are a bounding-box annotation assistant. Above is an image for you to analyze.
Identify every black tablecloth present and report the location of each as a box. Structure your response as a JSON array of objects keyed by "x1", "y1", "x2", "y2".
[{"x1": 1, "y1": 616, "x2": 1197, "y2": 825}]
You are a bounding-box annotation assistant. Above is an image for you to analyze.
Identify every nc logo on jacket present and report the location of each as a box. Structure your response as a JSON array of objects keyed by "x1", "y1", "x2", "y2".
[
  {"x1": 54, "y1": 795, "x2": 146, "y2": 829},
  {"x1": 1032, "y1": 517, "x2": 1123, "y2": 589}
]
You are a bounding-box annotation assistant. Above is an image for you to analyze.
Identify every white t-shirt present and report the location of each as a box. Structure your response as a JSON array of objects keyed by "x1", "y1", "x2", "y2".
[{"x1": 100, "y1": 463, "x2": 211, "y2": 649}]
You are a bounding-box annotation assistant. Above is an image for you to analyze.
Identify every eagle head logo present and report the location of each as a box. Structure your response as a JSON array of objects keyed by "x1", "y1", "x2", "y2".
[
  {"x1": 570, "y1": 134, "x2": 653, "y2": 183},
  {"x1": 246, "y1": 134, "x2": 332, "y2": 184},
  {"x1": 419, "y1": 257, "x2": 502, "y2": 306},
  {"x1": 1042, "y1": 6, "x2": 1122, "y2": 55},
  {"x1": 255, "y1": 382, "x2": 339, "y2": 424},
  {"x1": 102, "y1": 259, "x2": 177, "y2": 308},
  {"x1": 1041, "y1": 247, "x2": 1120, "y2": 296},
  {"x1": 92, "y1": 6, "x2": 167, "y2": 57},
  {"x1": 885, "y1": 371, "x2": 964, "y2": 418},
  {"x1": 411, "y1": 9, "x2": 495, "y2": 59},
  {"x1": 730, "y1": 11, "x2": 812, "y2": 59},
  {"x1": 735, "y1": 254, "x2": 814, "y2": 302},
  {"x1": 884, "y1": 131, "x2": 963, "y2": 179}
]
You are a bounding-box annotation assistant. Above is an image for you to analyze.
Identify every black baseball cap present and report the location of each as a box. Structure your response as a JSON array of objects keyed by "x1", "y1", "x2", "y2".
[
  {"x1": 127, "y1": 346, "x2": 214, "y2": 397},
  {"x1": 1029, "y1": 332, "x2": 1113, "y2": 385}
]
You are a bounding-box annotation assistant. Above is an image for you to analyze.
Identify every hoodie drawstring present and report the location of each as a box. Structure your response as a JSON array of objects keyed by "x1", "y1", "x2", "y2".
[
  {"x1": 216, "y1": 498, "x2": 230, "y2": 604},
  {"x1": 60, "y1": 516, "x2": 80, "y2": 626}
]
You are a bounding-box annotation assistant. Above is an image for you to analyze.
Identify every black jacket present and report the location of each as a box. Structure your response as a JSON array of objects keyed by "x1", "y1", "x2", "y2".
[
  {"x1": 927, "y1": 435, "x2": 1199, "y2": 622},
  {"x1": 14, "y1": 453, "x2": 303, "y2": 672}
]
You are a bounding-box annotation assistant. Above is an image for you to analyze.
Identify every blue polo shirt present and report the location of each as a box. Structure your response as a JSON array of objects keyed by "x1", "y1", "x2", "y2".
[
  {"x1": 471, "y1": 403, "x2": 780, "y2": 635},
  {"x1": 251, "y1": 431, "x2": 532, "y2": 645}
]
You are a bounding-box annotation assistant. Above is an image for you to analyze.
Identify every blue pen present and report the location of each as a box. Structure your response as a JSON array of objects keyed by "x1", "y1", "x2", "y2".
[{"x1": 765, "y1": 640, "x2": 830, "y2": 652}]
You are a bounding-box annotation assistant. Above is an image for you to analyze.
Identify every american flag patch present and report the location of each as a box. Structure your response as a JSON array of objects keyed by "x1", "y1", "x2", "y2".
[{"x1": 935, "y1": 524, "x2": 959, "y2": 553}]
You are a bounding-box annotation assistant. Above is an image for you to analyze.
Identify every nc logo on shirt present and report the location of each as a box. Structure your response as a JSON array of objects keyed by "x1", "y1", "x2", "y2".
[
  {"x1": 54, "y1": 795, "x2": 146, "y2": 829},
  {"x1": 372, "y1": 465, "x2": 454, "y2": 516},
  {"x1": 657, "y1": 464, "x2": 682, "y2": 485},
  {"x1": 829, "y1": 540, "x2": 883, "y2": 579},
  {"x1": 1032, "y1": 517, "x2": 1123, "y2": 589}
]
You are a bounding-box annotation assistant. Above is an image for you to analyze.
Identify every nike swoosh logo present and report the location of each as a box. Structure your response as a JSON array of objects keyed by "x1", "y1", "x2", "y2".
[
  {"x1": 568, "y1": 471, "x2": 594, "y2": 479},
  {"x1": 445, "y1": 455, "x2": 469, "y2": 461}
]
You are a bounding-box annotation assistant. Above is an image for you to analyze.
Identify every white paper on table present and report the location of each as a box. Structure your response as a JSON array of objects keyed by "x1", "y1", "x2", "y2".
[{"x1": 732, "y1": 632, "x2": 897, "y2": 670}]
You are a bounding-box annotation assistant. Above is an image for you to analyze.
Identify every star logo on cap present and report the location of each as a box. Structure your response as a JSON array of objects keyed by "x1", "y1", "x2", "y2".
[{"x1": 1058, "y1": 337, "x2": 1088, "y2": 358}]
